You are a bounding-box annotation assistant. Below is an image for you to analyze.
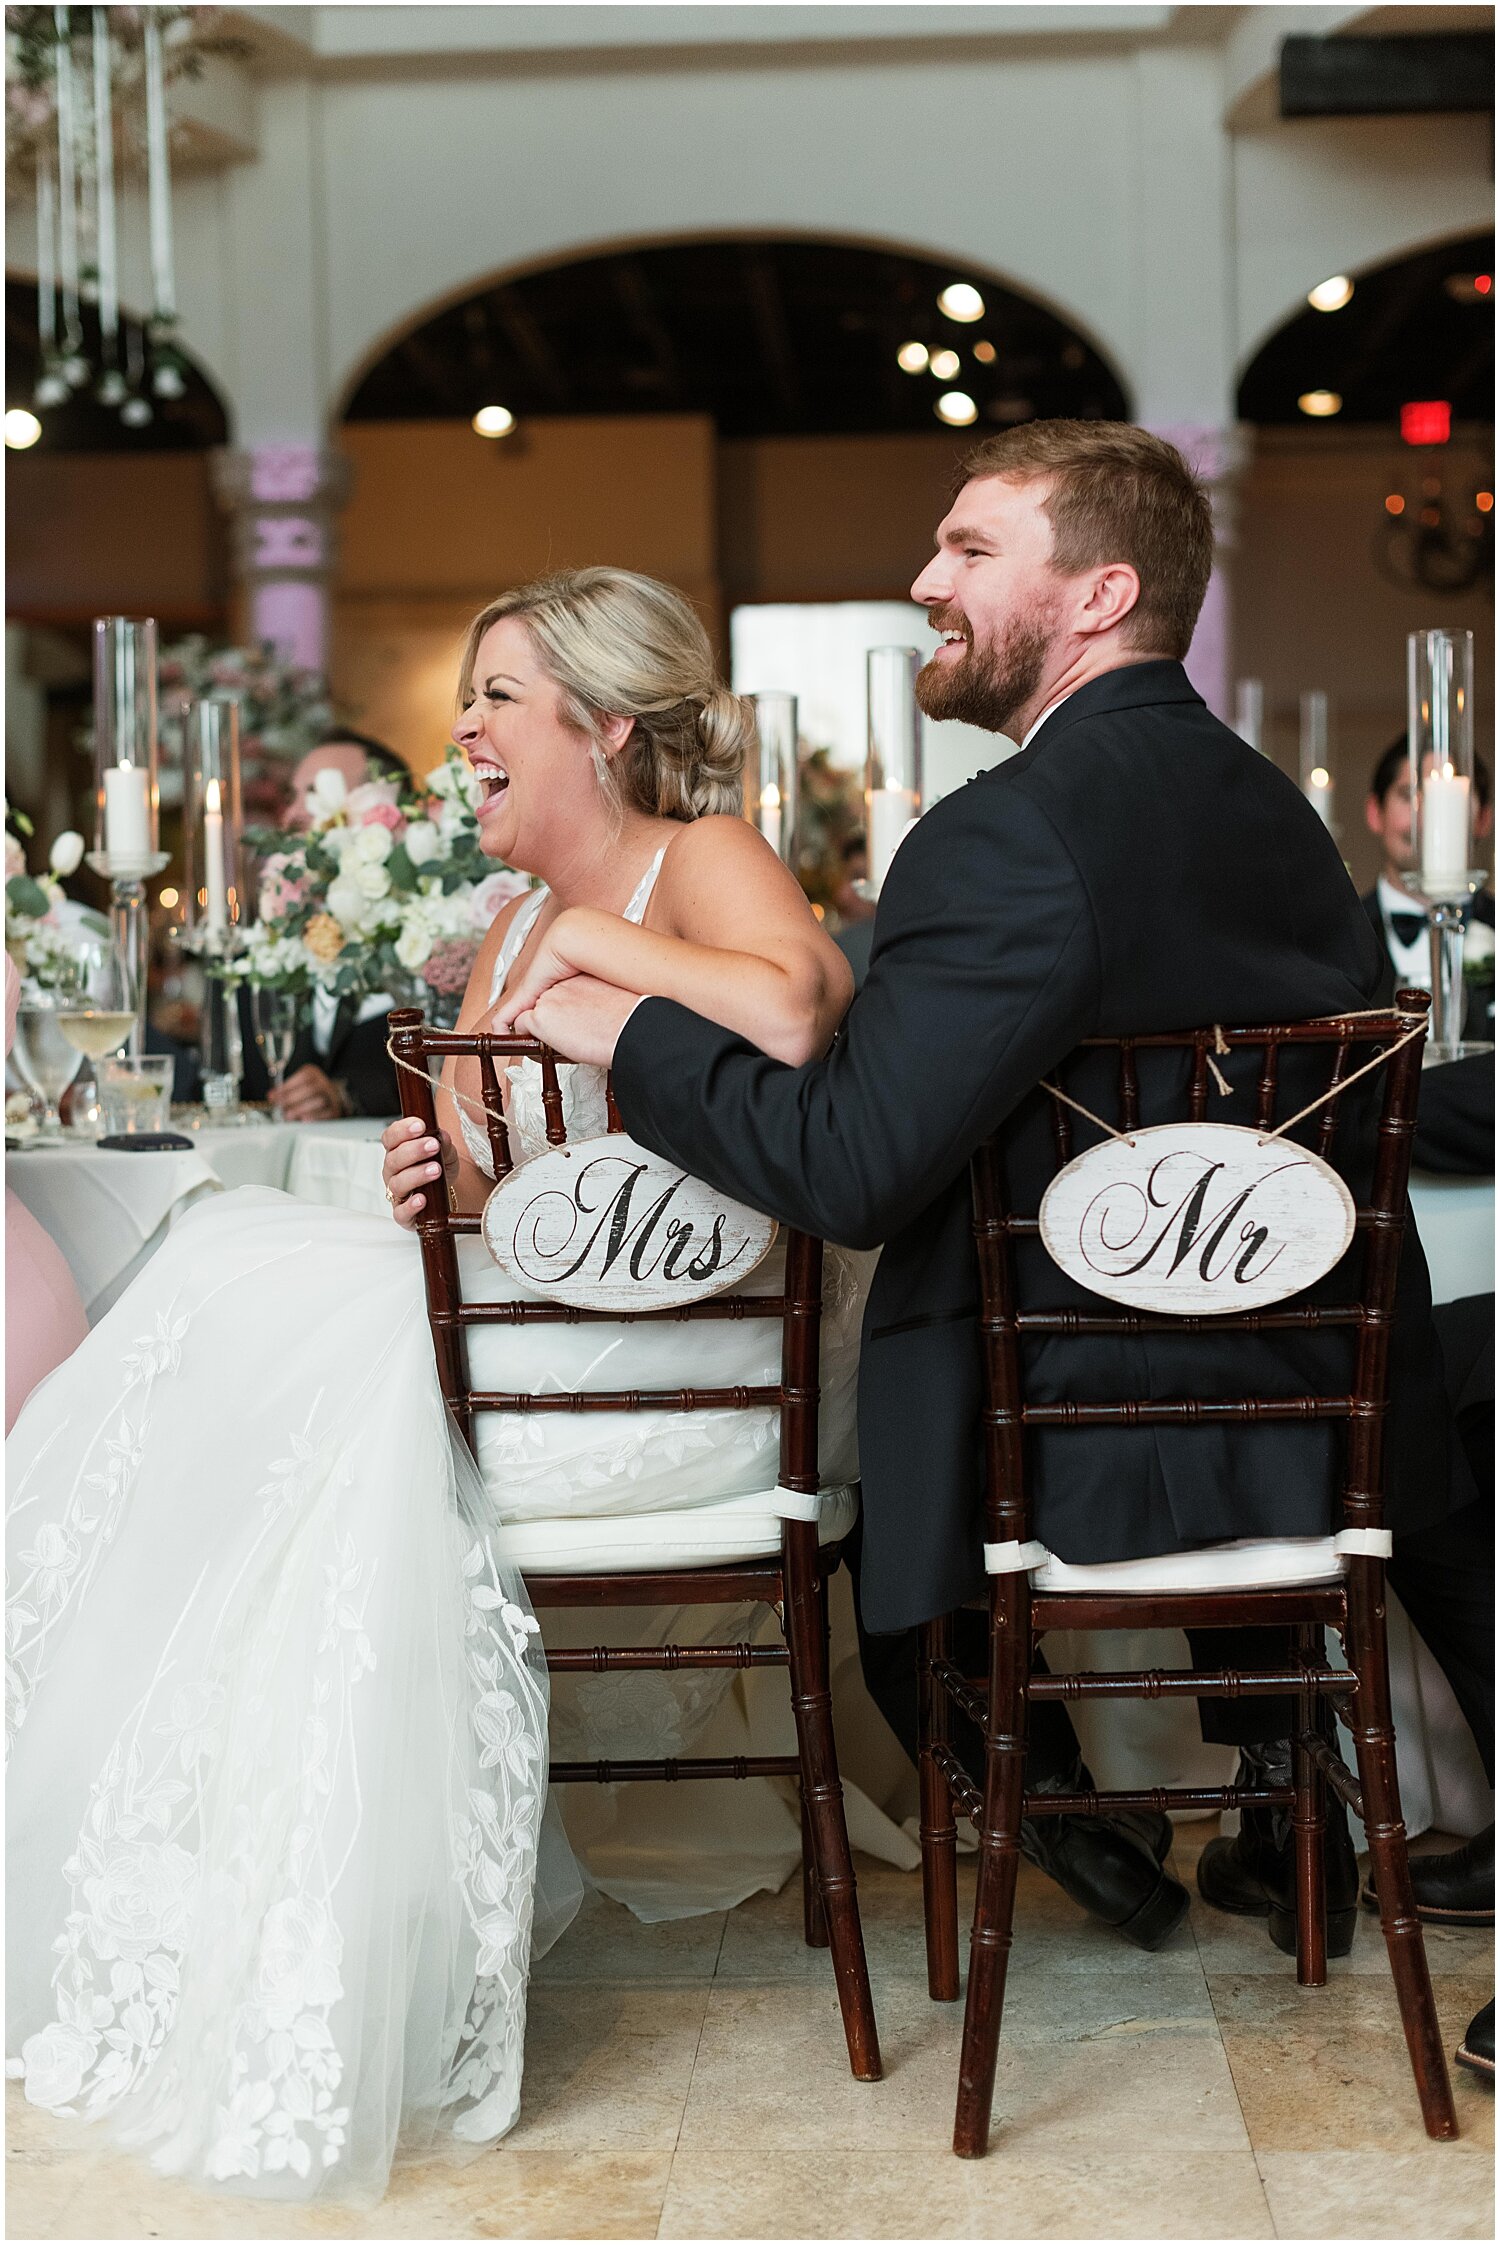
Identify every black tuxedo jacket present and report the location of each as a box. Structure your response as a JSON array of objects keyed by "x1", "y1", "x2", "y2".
[
  {"x1": 614, "y1": 661, "x2": 1463, "y2": 1635},
  {"x1": 237, "y1": 991, "x2": 400, "y2": 1117}
]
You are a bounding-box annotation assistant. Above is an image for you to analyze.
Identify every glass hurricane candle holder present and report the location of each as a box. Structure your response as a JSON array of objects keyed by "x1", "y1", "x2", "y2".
[
  {"x1": 183, "y1": 698, "x2": 247, "y2": 1107},
  {"x1": 863, "y1": 647, "x2": 922, "y2": 898},
  {"x1": 750, "y1": 691, "x2": 799, "y2": 869},
  {"x1": 1298, "y1": 690, "x2": 1335, "y2": 830},
  {"x1": 1234, "y1": 678, "x2": 1265, "y2": 756},
  {"x1": 1403, "y1": 628, "x2": 1488, "y2": 1064},
  {"x1": 87, "y1": 615, "x2": 168, "y2": 1058}
]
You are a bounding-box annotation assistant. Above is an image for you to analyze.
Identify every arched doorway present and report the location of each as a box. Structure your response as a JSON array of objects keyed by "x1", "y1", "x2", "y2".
[{"x1": 330, "y1": 235, "x2": 1128, "y2": 808}]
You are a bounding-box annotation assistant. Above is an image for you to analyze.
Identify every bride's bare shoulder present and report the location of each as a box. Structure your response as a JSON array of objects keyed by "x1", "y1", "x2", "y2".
[{"x1": 654, "y1": 815, "x2": 821, "y2": 939}]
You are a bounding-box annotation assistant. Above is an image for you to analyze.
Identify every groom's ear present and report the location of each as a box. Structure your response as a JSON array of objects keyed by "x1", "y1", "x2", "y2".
[{"x1": 595, "y1": 712, "x2": 637, "y2": 758}]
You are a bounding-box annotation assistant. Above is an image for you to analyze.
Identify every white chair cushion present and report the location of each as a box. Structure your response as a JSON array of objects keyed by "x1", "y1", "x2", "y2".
[
  {"x1": 494, "y1": 1481, "x2": 858, "y2": 1575},
  {"x1": 1029, "y1": 1537, "x2": 1347, "y2": 1595}
]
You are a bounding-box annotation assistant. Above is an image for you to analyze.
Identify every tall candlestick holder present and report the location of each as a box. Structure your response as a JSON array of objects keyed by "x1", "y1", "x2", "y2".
[
  {"x1": 88, "y1": 615, "x2": 166, "y2": 1059},
  {"x1": 860, "y1": 647, "x2": 922, "y2": 900},
  {"x1": 1234, "y1": 677, "x2": 1265, "y2": 756},
  {"x1": 182, "y1": 697, "x2": 247, "y2": 1111},
  {"x1": 1403, "y1": 628, "x2": 1489, "y2": 1065},
  {"x1": 1299, "y1": 690, "x2": 1335, "y2": 830},
  {"x1": 750, "y1": 691, "x2": 799, "y2": 869}
]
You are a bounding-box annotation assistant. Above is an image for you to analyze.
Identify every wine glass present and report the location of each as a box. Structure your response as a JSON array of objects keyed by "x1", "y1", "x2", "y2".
[
  {"x1": 12, "y1": 988, "x2": 84, "y2": 1140},
  {"x1": 55, "y1": 941, "x2": 138, "y2": 1065},
  {"x1": 250, "y1": 986, "x2": 301, "y2": 1120}
]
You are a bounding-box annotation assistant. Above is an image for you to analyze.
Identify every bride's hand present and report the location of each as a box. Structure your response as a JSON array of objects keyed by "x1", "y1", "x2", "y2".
[
  {"x1": 513, "y1": 976, "x2": 642, "y2": 1068},
  {"x1": 381, "y1": 1118, "x2": 457, "y2": 1229},
  {"x1": 490, "y1": 921, "x2": 582, "y2": 1034}
]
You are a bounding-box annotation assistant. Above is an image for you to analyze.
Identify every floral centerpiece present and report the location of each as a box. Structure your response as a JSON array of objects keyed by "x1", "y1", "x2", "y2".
[
  {"x1": 215, "y1": 748, "x2": 529, "y2": 1028},
  {"x1": 4, "y1": 804, "x2": 94, "y2": 992}
]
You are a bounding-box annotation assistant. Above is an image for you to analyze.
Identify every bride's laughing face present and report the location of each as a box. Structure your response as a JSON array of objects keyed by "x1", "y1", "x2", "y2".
[{"x1": 453, "y1": 618, "x2": 602, "y2": 872}]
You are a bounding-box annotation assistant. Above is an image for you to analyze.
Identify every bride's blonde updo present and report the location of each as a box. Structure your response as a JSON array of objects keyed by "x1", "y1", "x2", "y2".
[{"x1": 459, "y1": 568, "x2": 754, "y2": 821}]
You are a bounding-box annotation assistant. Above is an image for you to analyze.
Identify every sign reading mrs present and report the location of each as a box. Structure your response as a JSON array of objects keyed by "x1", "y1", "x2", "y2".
[
  {"x1": 483, "y1": 1132, "x2": 778, "y2": 1311},
  {"x1": 1038, "y1": 1122, "x2": 1357, "y2": 1315}
]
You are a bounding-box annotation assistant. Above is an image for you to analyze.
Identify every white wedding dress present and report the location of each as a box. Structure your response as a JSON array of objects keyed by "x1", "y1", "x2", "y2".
[{"x1": 7, "y1": 853, "x2": 869, "y2": 2201}]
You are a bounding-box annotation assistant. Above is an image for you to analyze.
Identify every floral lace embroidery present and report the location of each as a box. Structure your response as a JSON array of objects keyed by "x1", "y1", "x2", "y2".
[{"x1": 6, "y1": 1309, "x2": 188, "y2": 1756}]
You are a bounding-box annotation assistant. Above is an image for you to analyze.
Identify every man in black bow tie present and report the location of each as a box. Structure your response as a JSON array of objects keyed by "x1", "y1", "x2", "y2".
[
  {"x1": 1363, "y1": 735, "x2": 1495, "y2": 1043},
  {"x1": 519, "y1": 420, "x2": 1471, "y2": 1959}
]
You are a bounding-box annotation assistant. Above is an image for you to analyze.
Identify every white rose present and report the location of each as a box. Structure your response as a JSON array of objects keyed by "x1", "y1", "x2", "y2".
[
  {"x1": 345, "y1": 778, "x2": 401, "y2": 820},
  {"x1": 355, "y1": 860, "x2": 391, "y2": 901},
  {"x1": 80, "y1": 1836, "x2": 198, "y2": 1963},
  {"x1": 20, "y1": 2021, "x2": 97, "y2": 2108},
  {"x1": 48, "y1": 831, "x2": 85, "y2": 878},
  {"x1": 309, "y1": 769, "x2": 347, "y2": 820},
  {"x1": 402, "y1": 819, "x2": 440, "y2": 867},
  {"x1": 1463, "y1": 919, "x2": 1496, "y2": 967},
  {"x1": 325, "y1": 876, "x2": 367, "y2": 929},
  {"x1": 395, "y1": 921, "x2": 435, "y2": 972},
  {"x1": 252, "y1": 1895, "x2": 344, "y2": 2032},
  {"x1": 351, "y1": 823, "x2": 393, "y2": 865}
]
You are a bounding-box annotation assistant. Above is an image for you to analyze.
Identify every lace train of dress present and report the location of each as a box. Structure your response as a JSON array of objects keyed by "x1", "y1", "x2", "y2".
[{"x1": 6, "y1": 1187, "x2": 581, "y2": 2201}]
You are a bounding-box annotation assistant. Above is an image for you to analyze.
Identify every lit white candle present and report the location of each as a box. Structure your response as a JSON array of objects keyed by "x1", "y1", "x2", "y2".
[
  {"x1": 1306, "y1": 767, "x2": 1334, "y2": 829},
  {"x1": 758, "y1": 782, "x2": 782, "y2": 861},
  {"x1": 867, "y1": 784, "x2": 919, "y2": 891},
  {"x1": 203, "y1": 775, "x2": 228, "y2": 933},
  {"x1": 1422, "y1": 764, "x2": 1472, "y2": 890},
  {"x1": 103, "y1": 763, "x2": 150, "y2": 860}
]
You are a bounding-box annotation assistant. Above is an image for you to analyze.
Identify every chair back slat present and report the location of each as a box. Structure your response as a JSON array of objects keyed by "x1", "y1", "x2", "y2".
[
  {"x1": 387, "y1": 1008, "x2": 821, "y2": 1480},
  {"x1": 605, "y1": 1075, "x2": 624, "y2": 1134},
  {"x1": 970, "y1": 997, "x2": 1430, "y2": 1554},
  {"x1": 477, "y1": 1051, "x2": 514, "y2": 1179}
]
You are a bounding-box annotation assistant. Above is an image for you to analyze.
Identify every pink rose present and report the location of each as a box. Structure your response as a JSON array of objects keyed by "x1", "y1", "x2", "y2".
[
  {"x1": 5, "y1": 834, "x2": 26, "y2": 881},
  {"x1": 360, "y1": 801, "x2": 406, "y2": 834},
  {"x1": 258, "y1": 853, "x2": 308, "y2": 920},
  {"x1": 470, "y1": 868, "x2": 530, "y2": 930}
]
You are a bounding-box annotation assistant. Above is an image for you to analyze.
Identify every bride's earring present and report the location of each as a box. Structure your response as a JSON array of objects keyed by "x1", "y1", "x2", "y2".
[{"x1": 589, "y1": 742, "x2": 611, "y2": 788}]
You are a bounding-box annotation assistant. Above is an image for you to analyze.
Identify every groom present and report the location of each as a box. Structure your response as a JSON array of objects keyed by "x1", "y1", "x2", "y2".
[{"x1": 518, "y1": 421, "x2": 1461, "y2": 1949}]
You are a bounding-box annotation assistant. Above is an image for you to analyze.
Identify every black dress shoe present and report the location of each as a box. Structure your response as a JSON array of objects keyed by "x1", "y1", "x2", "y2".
[
  {"x1": 1362, "y1": 1824, "x2": 1494, "y2": 1927},
  {"x1": 1195, "y1": 1740, "x2": 1359, "y2": 1958},
  {"x1": 1022, "y1": 1762, "x2": 1190, "y2": 1952},
  {"x1": 1457, "y1": 1997, "x2": 1495, "y2": 2081}
]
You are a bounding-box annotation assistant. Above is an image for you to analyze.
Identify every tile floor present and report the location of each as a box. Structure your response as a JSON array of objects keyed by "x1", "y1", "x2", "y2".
[{"x1": 6, "y1": 1829, "x2": 1493, "y2": 2241}]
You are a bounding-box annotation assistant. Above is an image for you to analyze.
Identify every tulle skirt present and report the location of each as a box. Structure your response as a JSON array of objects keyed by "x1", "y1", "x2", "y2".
[{"x1": 6, "y1": 1187, "x2": 581, "y2": 2201}]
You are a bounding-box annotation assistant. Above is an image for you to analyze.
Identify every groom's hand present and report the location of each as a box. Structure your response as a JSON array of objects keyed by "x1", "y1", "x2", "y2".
[{"x1": 514, "y1": 975, "x2": 641, "y2": 1068}]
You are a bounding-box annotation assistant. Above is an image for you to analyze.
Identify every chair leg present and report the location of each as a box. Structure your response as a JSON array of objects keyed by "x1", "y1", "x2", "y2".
[
  {"x1": 1293, "y1": 1621, "x2": 1328, "y2": 1988},
  {"x1": 918, "y1": 1613, "x2": 961, "y2": 2001},
  {"x1": 801, "y1": 1774, "x2": 828, "y2": 1949},
  {"x1": 953, "y1": 1581, "x2": 1028, "y2": 2159},
  {"x1": 783, "y1": 1525, "x2": 881, "y2": 2080},
  {"x1": 1344, "y1": 1561, "x2": 1459, "y2": 2141}
]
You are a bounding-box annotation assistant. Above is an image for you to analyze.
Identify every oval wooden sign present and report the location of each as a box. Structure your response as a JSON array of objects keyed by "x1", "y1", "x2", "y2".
[
  {"x1": 1038, "y1": 1123, "x2": 1356, "y2": 1315},
  {"x1": 482, "y1": 1132, "x2": 778, "y2": 1311}
]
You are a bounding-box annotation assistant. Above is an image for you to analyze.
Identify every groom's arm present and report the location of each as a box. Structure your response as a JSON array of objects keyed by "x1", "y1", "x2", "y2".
[{"x1": 611, "y1": 784, "x2": 1100, "y2": 1249}]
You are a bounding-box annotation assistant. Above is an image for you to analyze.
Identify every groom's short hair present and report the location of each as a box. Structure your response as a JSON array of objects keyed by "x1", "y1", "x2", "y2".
[{"x1": 959, "y1": 420, "x2": 1214, "y2": 662}]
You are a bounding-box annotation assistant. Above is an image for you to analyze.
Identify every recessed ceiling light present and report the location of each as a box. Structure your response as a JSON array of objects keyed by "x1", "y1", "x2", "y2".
[
  {"x1": 472, "y1": 405, "x2": 516, "y2": 438},
  {"x1": 1297, "y1": 390, "x2": 1342, "y2": 418},
  {"x1": 972, "y1": 340, "x2": 997, "y2": 364},
  {"x1": 1307, "y1": 275, "x2": 1353, "y2": 313},
  {"x1": 929, "y1": 348, "x2": 961, "y2": 381},
  {"x1": 4, "y1": 408, "x2": 41, "y2": 449},
  {"x1": 938, "y1": 283, "x2": 985, "y2": 324},
  {"x1": 935, "y1": 390, "x2": 978, "y2": 427},
  {"x1": 896, "y1": 341, "x2": 929, "y2": 374}
]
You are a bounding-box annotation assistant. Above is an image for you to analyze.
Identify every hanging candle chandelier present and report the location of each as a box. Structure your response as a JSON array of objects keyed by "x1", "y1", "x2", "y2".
[{"x1": 7, "y1": 6, "x2": 230, "y2": 427}]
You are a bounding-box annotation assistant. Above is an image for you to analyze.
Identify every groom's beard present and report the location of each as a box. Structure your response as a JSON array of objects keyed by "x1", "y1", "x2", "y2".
[{"x1": 916, "y1": 607, "x2": 1054, "y2": 736}]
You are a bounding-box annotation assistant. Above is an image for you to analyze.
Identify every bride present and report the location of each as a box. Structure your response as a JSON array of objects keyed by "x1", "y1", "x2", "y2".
[{"x1": 6, "y1": 568, "x2": 855, "y2": 2200}]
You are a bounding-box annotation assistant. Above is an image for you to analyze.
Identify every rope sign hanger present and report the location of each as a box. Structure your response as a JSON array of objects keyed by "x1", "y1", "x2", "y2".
[{"x1": 1035, "y1": 1015, "x2": 1425, "y2": 1316}]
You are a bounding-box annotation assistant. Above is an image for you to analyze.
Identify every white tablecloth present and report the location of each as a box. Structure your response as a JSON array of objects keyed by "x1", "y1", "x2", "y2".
[{"x1": 6, "y1": 1117, "x2": 388, "y2": 1321}]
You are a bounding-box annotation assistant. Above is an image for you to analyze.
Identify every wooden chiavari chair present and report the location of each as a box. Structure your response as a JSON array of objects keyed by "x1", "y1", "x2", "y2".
[
  {"x1": 389, "y1": 1007, "x2": 881, "y2": 2082},
  {"x1": 917, "y1": 993, "x2": 1460, "y2": 2155}
]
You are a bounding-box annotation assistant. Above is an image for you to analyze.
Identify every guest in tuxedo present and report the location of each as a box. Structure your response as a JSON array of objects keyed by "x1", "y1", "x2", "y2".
[
  {"x1": 1363, "y1": 735, "x2": 1495, "y2": 1041},
  {"x1": 511, "y1": 422, "x2": 1468, "y2": 1953},
  {"x1": 239, "y1": 731, "x2": 406, "y2": 1119}
]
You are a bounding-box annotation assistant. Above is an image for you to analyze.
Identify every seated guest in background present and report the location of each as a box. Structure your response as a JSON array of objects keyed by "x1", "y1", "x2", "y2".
[
  {"x1": 239, "y1": 730, "x2": 407, "y2": 1118},
  {"x1": 1364, "y1": 735, "x2": 1495, "y2": 1041}
]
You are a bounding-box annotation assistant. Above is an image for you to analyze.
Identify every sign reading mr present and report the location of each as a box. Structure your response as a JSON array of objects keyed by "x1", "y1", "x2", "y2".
[
  {"x1": 1039, "y1": 1122, "x2": 1357, "y2": 1316},
  {"x1": 483, "y1": 1132, "x2": 778, "y2": 1311}
]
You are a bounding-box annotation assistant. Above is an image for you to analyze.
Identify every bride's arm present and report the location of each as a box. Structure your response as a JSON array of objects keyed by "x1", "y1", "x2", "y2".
[
  {"x1": 382, "y1": 892, "x2": 532, "y2": 1224},
  {"x1": 493, "y1": 818, "x2": 853, "y2": 1067}
]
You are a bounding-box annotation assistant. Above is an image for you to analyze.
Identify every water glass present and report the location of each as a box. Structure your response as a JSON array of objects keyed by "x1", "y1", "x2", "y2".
[
  {"x1": 12, "y1": 993, "x2": 83, "y2": 1138},
  {"x1": 99, "y1": 1054, "x2": 175, "y2": 1136},
  {"x1": 251, "y1": 986, "x2": 302, "y2": 1119}
]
